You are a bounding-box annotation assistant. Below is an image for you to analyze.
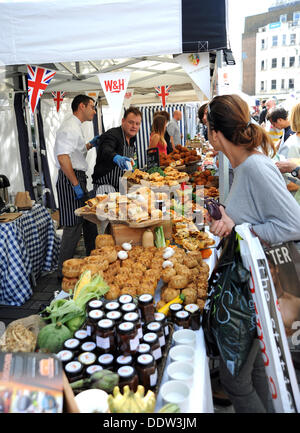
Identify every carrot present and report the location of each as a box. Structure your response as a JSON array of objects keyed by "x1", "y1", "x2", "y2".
[{"x1": 201, "y1": 248, "x2": 212, "y2": 259}]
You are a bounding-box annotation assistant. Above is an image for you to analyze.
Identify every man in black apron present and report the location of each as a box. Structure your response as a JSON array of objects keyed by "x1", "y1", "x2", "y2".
[
  {"x1": 54, "y1": 94, "x2": 100, "y2": 280},
  {"x1": 92, "y1": 107, "x2": 142, "y2": 194}
]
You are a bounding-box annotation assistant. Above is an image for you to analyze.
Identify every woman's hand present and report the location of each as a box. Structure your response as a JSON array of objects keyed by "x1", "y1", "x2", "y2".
[
  {"x1": 275, "y1": 159, "x2": 298, "y2": 173},
  {"x1": 208, "y1": 206, "x2": 235, "y2": 238}
]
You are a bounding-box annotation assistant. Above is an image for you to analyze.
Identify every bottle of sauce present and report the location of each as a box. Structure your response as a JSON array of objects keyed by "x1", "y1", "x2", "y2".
[
  {"x1": 56, "y1": 350, "x2": 74, "y2": 367},
  {"x1": 80, "y1": 341, "x2": 97, "y2": 353},
  {"x1": 74, "y1": 329, "x2": 89, "y2": 344},
  {"x1": 63, "y1": 338, "x2": 81, "y2": 357},
  {"x1": 98, "y1": 353, "x2": 115, "y2": 371},
  {"x1": 118, "y1": 294, "x2": 133, "y2": 305},
  {"x1": 117, "y1": 322, "x2": 139, "y2": 355},
  {"x1": 184, "y1": 304, "x2": 201, "y2": 330},
  {"x1": 169, "y1": 303, "x2": 183, "y2": 321},
  {"x1": 154, "y1": 312, "x2": 169, "y2": 338},
  {"x1": 121, "y1": 303, "x2": 138, "y2": 315},
  {"x1": 78, "y1": 352, "x2": 97, "y2": 374},
  {"x1": 123, "y1": 312, "x2": 143, "y2": 340},
  {"x1": 146, "y1": 322, "x2": 165, "y2": 348},
  {"x1": 64, "y1": 361, "x2": 83, "y2": 383},
  {"x1": 136, "y1": 354, "x2": 158, "y2": 392},
  {"x1": 138, "y1": 294, "x2": 155, "y2": 325},
  {"x1": 87, "y1": 299, "x2": 103, "y2": 313},
  {"x1": 117, "y1": 366, "x2": 139, "y2": 392},
  {"x1": 142, "y1": 332, "x2": 162, "y2": 361},
  {"x1": 86, "y1": 365, "x2": 103, "y2": 378},
  {"x1": 106, "y1": 310, "x2": 123, "y2": 327},
  {"x1": 96, "y1": 319, "x2": 116, "y2": 354},
  {"x1": 115, "y1": 354, "x2": 134, "y2": 369},
  {"x1": 86, "y1": 310, "x2": 105, "y2": 337},
  {"x1": 174, "y1": 310, "x2": 191, "y2": 331},
  {"x1": 104, "y1": 301, "x2": 120, "y2": 314}
]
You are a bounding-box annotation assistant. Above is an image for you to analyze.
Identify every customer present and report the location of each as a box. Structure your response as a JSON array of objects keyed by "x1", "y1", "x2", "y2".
[
  {"x1": 267, "y1": 107, "x2": 294, "y2": 155},
  {"x1": 264, "y1": 99, "x2": 282, "y2": 146},
  {"x1": 259, "y1": 99, "x2": 267, "y2": 125},
  {"x1": 206, "y1": 94, "x2": 300, "y2": 413},
  {"x1": 198, "y1": 102, "x2": 208, "y2": 140},
  {"x1": 276, "y1": 102, "x2": 300, "y2": 160},
  {"x1": 167, "y1": 110, "x2": 182, "y2": 150},
  {"x1": 92, "y1": 107, "x2": 142, "y2": 194},
  {"x1": 154, "y1": 110, "x2": 172, "y2": 154},
  {"x1": 149, "y1": 114, "x2": 167, "y2": 156},
  {"x1": 54, "y1": 94, "x2": 99, "y2": 280}
]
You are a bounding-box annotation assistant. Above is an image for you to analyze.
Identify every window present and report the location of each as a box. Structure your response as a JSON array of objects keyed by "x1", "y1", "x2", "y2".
[
  {"x1": 289, "y1": 78, "x2": 295, "y2": 89},
  {"x1": 281, "y1": 79, "x2": 285, "y2": 90},
  {"x1": 261, "y1": 60, "x2": 265, "y2": 70},
  {"x1": 282, "y1": 57, "x2": 285, "y2": 67},
  {"x1": 272, "y1": 36, "x2": 278, "y2": 47},
  {"x1": 290, "y1": 56, "x2": 295, "y2": 67},
  {"x1": 261, "y1": 81, "x2": 265, "y2": 91},
  {"x1": 282, "y1": 34, "x2": 286, "y2": 46},
  {"x1": 261, "y1": 39, "x2": 265, "y2": 49},
  {"x1": 293, "y1": 12, "x2": 300, "y2": 22},
  {"x1": 280, "y1": 14, "x2": 287, "y2": 23},
  {"x1": 272, "y1": 58, "x2": 277, "y2": 68},
  {"x1": 271, "y1": 80, "x2": 277, "y2": 90},
  {"x1": 290, "y1": 34, "x2": 296, "y2": 45}
]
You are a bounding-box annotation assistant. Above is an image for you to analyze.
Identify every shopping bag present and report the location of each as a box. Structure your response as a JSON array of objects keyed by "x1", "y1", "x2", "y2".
[{"x1": 202, "y1": 229, "x2": 257, "y2": 376}]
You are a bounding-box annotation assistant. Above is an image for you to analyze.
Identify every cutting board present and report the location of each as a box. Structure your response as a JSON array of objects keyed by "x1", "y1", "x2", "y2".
[
  {"x1": 110, "y1": 221, "x2": 172, "y2": 245},
  {"x1": 0, "y1": 212, "x2": 22, "y2": 223}
]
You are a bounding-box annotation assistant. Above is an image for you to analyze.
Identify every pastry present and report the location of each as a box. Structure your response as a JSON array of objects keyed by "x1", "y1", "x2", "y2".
[
  {"x1": 80, "y1": 264, "x2": 104, "y2": 276},
  {"x1": 95, "y1": 234, "x2": 115, "y2": 248},
  {"x1": 61, "y1": 277, "x2": 78, "y2": 293},
  {"x1": 62, "y1": 258, "x2": 84, "y2": 278}
]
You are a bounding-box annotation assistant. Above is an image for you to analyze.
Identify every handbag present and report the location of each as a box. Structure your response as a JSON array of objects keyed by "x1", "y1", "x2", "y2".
[{"x1": 202, "y1": 228, "x2": 257, "y2": 376}]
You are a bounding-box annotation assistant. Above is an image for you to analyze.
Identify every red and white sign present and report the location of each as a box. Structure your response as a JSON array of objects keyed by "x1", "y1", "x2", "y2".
[
  {"x1": 155, "y1": 85, "x2": 171, "y2": 108},
  {"x1": 51, "y1": 91, "x2": 66, "y2": 112},
  {"x1": 124, "y1": 89, "x2": 134, "y2": 108},
  {"x1": 97, "y1": 72, "x2": 131, "y2": 125}
]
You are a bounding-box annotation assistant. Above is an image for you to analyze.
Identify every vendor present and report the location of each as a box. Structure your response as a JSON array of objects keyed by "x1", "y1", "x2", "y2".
[{"x1": 92, "y1": 107, "x2": 142, "y2": 194}]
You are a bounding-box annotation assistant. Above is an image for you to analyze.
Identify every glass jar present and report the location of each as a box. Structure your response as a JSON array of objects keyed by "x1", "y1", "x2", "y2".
[
  {"x1": 63, "y1": 338, "x2": 81, "y2": 356},
  {"x1": 87, "y1": 299, "x2": 103, "y2": 313},
  {"x1": 146, "y1": 321, "x2": 165, "y2": 348},
  {"x1": 118, "y1": 294, "x2": 133, "y2": 305},
  {"x1": 136, "y1": 354, "x2": 158, "y2": 391},
  {"x1": 96, "y1": 319, "x2": 116, "y2": 354},
  {"x1": 74, "y1": 329, "x2": 89, "y2": 344},
  {"x1": 86, "y1": 309, "x2": 105, "y2": 338},
  {"x1": 154, "y1": 312, "x2": 169, "y2": 338},
  {"x1": 175, "y1": 310, "x2": 191, "y2": 331},
  {"x1": 121, "y1": 303, "x2": 137, "y2": 315},
  {"x1": 184, "y1": 304, "x2": 201, "y2": 330},
  {"x1": 64, "y1": 361, "x2": 83, "y2": 383},
  {"x1": 136, "y1": 343, "x2": 151, "y2": 357},
  {"x1": 142, "y1": 332, "x2": 162, "y2": 361},
  {"x1": 98, "y1": 353, "x2": 115, "y2": 371},
  {"x1": 138, "y1": 294, "x2": 155, "y2": 325},
  {"x1": 123, "y1": 312, "x2": 143, "y2": 340},
  {"x1": 104, "y1": 301, "x2": 120, "y2": 314},
  {"x1": 117, "y1": 322, "x2": 139, "y2": 355},
  {"x1": 86, "y1": 365, "x2": 103, "y2": 377},
  {"x1": 116, "y1": 354, "x2": 134, "y2": 369},
  {"x1": 56, "y1": 350, "x2": 74, "y2": 367},
  {"x1": 106, "y1": 310, "x2": 123, "y2": 327},
  {"x1": 169, "y1": 303, "x2": 183, "y2": 321},
  {"x1": 78, "y1": 352, "x2": 97, "y2": 374},
  {"x1": 80, "y1": 341, "x2": 97, "y2": 353},
  {"x1": 117, "y1": 366, "x2": 139, "y2": 393}
]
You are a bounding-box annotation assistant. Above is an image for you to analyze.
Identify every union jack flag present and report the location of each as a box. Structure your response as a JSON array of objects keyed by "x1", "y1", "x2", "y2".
[
  {"x1": 155, "y1": 85, "x2": 171, "y2": 108},
  {"x1": 27, "y1": 65, "x2": 56, "y2": 114},
  {"x1": 52, "y1": 91, "x2": 66, "y2": 112}
]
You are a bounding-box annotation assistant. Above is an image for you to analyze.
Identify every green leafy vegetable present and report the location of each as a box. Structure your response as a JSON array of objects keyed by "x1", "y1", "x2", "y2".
[
  {"x1": 154, "y1": 226, "x2": 166, "y2": 248},
  {"x1": 147, "y1": 167, "x2": 166, "y2": 176}
]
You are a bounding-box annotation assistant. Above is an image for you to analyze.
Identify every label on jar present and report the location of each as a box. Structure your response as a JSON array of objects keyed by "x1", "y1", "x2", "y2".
[
  {"x1": 152, "y1": 347, "x2": 162, "y2": 360},
  {"x1": 184, "y1": 304, "x2": 199, "y2": 314},
  {"x1": 143, "y1": 333, "x2": 157, "y2": 344},
  {"x1": 137, "y1": 354, "x2": 153, "y2": 365},
  {"x1": 89, "y1": 309, "x2": 104, "y2": 320},
  {"x1": 118, "y1": 322, "x2": 134, "y2": 332},
  {"x1": 86, "y1": 326, "x2": 92, "y2": 337},
  {"x1": 118, "y1": 366, "x2": 134, "y2": 378},
  {"x1": 74, "y1": 330, "x2": 88, "y2": 340},
  {"x1": 117, "y1": 355, "x2": 132, "y2": 365},
  {"x1": 81, "y1": 342, "x2": 96, "y2": 352},
  {"x1": 65, "y1": 361, "x2": 82, "y2": 374},
  {"x1": 138, "y1": 326, "x2": 143, "y2": 339},
  {"x1": 78, "y1": 352, "x2": 97, "y2": 365},
  {"x1": 159, "y1": 335, "x2": 166, "y2": 347},
  {"x1": 147, "y1": 322, "x2": 160, "y2": 332},
  {"x1": 86, "y1": 365, "x2": 103, "y2": 375},
  {"x1": 123, "y1": 312, "x2": 139, "y2": 323},
  {"x1": 64, "y1": 339, "x2": 80, "y2": 349},
  {"x1": 89, "y1": 300, "x2": 103, "y2": 309},
  {"x1": 175, "y1": 311, "x2": 189, "y2": 319},
  {"x1": 150, "y1": 369, "x2": 158, "y2": 386},
  {"x1": 106, "y1": 311, "x2": 122, "y2": 321},
  {"x1": 105, "y1": 302, "x2": 120, "y2": 311},
  {"x1": 170, "y1": 303, "x2": 183, "y2": 312},
  {"x1": 121, "y1": 303, "x2": 136, "y2": 313},
  {"x1": 137, "y1": 343, "x2": 150, "y2": 354},
  {"x1": 139, "y1": 294, "x2": 153, "y2": 303},
  {"x1": 119, "y1": 295, "x2": 133, "y2": 304},
  {"x1": 56, "y1": 350, "x2": 73, "y2": 362},
  {"x1": 98, "y1": 354, "x2": 114, "y2": 365},
  {"x1": 130, "y1": 334, "x2": 139, "y2": 351},
  {"x1": 98, "y1": 319, "x2": 114, "y2": 329},
  {"x1": 154, "y1": 312, "x2": 165, "y2": 322},
  {"x1": 96, "y1": 336, "x2": 111, "y2": 349},
  {"x1": 164, "y1": 325, "x2": 169, "y2": 336}
]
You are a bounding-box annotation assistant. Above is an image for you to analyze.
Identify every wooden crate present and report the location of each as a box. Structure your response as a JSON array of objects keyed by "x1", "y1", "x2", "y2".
[{"x1": 109, "y1": 220, "x2": 172, "y2": 245}]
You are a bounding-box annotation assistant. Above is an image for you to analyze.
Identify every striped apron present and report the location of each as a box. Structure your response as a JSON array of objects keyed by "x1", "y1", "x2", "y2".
[
  {"x1": 94, "y1": 143, "x2": 135, "y2": 195},
  {"x1": 56, "y1": 169, "x2": 88, "y2": 226}
]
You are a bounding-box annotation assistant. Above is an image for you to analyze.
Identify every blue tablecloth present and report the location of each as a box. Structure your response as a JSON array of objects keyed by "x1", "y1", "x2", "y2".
[{"x1": 0, "y1": 204, "x2": 60, "y2": 306}]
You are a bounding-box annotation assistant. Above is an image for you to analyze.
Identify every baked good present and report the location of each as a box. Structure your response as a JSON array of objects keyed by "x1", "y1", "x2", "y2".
[
  {"x1": 80, "y1": 264, "x2": 104, "y2": 276},
  {"x1": 62, "y1": 258, "x2": 84, "y2": 278},
  {"x1": 83, "y1": 256, "x2": 109, "y2": 271},
  {"x1": 61, "y1": 277, "x2": 78, "y2": 293},
  {"x1": 95, "y1": 234, "x2": 115, "y2": 248}
]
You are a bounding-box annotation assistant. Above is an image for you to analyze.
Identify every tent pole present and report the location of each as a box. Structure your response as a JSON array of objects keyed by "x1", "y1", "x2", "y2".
[
  {"x1": 33, "y1": 111, "x2": 44, "y2": 203},
  {"x1": 22, "y1": 74, "x2": 38, "y2": 201}
]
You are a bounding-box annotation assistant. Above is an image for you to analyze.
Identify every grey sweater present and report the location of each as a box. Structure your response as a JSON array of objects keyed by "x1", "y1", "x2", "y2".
[{"x1": 225, "y1": 154, "x2": 300, "y2": 245}]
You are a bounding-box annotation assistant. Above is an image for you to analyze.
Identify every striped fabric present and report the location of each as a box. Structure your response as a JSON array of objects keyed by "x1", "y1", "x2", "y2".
[{"x1": 134, "y1": 103, "x2": 199, "y2": 169}]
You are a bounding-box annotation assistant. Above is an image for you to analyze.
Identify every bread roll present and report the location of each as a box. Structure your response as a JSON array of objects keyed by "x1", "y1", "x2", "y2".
[
  {"x1": 62, "y1": 258, "x2": 84, "y2": 278},
  {"x1": 95, "y1": 234, "x2": 115, "y2": 248},
  {"x1": 61, "y1": 277, "x2": 78, "y2": 293}
]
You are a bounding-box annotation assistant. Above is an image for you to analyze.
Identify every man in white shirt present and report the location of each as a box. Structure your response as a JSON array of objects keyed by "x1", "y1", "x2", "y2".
[
  {"x1": 54, "y1": 94, "x2": 99, "y2": 280},
  {"x1": 166, "y1": 110, "x2": 182, "y2": 150}
]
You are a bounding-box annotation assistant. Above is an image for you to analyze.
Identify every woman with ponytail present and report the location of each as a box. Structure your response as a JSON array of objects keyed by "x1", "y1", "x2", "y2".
[
  {"x1": 149, "y1": 114, "x2": 168, "y2": 156},
  {"x1": 206, "y1": 94, "x2": 300, "y2": 413}
]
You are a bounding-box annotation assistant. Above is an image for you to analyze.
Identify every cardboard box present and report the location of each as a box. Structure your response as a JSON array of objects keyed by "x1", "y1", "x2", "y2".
[{"x1": 110, "y1": 221, "x2": 172, "y2": 246}]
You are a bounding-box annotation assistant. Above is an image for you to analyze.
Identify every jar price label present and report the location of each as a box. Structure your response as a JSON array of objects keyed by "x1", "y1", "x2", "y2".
[{"x1": 96, "y1": 336, "x2": 111, "y2": 349}]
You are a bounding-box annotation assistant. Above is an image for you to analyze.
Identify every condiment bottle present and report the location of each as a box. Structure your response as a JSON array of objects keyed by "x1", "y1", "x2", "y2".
[
  {"x1": 117, "y1": 366, "x2": 139, "y2": 392},
  {"x1": 80, "y1": 341, "x2": 97, "y2": 353},
  {"x1": 174, "y1": 310, "x2": 191, "y2": 331},
  {"x1": 146, "y1": 321, "x2": 165, "y2": 348},
  {"x1": 116, "y1": 354, "x2": 134, "y2": 369},
  {"x1": 74, "y1": 329, "x2": 89, "y2": 344},
  {"x1": 142, "y1": 332, "x2": 162, "y2": 361},
  {"x1": 86, "y1": 365, "x2": 103, "y2": 377},
  {"x1": 64, "y1": 361, "x2": 83, "y2": 383},
  {"x1": 106, "y1": 310, "x2": 123, "y2": 327},
  {"x1": 169, "y1": 303, "x2": 183, "y2": 321},
  {"x1": 154, "y1": 312, "x2": 169, "y2": 338},
  {"x1": 63, "y1": 338, "x2": 81, "y2": 356},
  {"x1": 136, "y1": 354, "x2": 158, "y2": 392},
  {"x1": 184, "y1": 304, "x2": 201, "y2": 330},
  {"x1": 87, "y1": 299, "x2": 104, "y2": 313},
  {"x1": 78, "y1": 352, "x2": 97, "y2": 375},
  {"x1": 136, "y1": 343, "x2": 151, "y2": 357},
  {"x1": 96, "y1": 319, "x2": 116, "y2": 354},
  {"x1": 117, "y1": 322, "x2": 139, "y2": 355},
  {"x1": 118, "y1": 294, "x2": 133, "y2": 305},
  {"x1": 123, "y1": 312, "x2": 143, "y2": 340},
  {"x1": 138, "y1": 294, "x2": 155, "y2": 324},
  {"x1": 104, "y1": 301, "x2": 120, "y2": 314},
  {"x1": 56, "y1": 350, "x2": 74, "y2": 366},
  {"x1": 86, "y1": 309, "x2": 105, "y2": 338},
  {"x1": 98, "y1": 353, "x2": 115, "y2": 371},
  {"x1": 121, "y1": 302, "x2": 138, "y2": 315}
]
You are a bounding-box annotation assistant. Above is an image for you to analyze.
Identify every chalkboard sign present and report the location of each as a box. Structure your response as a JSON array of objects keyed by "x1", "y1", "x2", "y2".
[{"x1": 147, "y1": 147, "x2": 160, "y2": 170}]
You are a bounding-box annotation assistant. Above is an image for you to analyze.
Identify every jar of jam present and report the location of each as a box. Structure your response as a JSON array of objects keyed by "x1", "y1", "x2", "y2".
[
  {"x1": 98, "y1": 353, "x2": 115, "y2": 371},
  {"x1": 175, "y1": 310, "x2": 191, "y2": 331},
  {"x1": 184, "y1": 304, "x2": 201, "y2": 330},
  {"x1": 138, "y1": 294, "x2": 155, "y2": 324},
  {"x1": 136, "y1": 343, "x2": 151, "y2": 357},
  {"x1": 154, "y1": 312, "x2": 169, "y2": 338},
  {"x1": 123, "y1": 312, "x2": 143, "y2": 340},
  {"x1": 117, "y1": 322, "x2": 139, "y2": 355},
  {"x1": 169, "y1": 303, "x2": 183, "y2": 321},
  {"x1": 56, "y1": 350, "x2": 74, "y2": 366},
  {"x1": 117, "y1": 366, "x2": 139, "y2": 392},
  {"x1": 121, "y1": 303, "x2": 137, "y2": 315},
  {"x1": 116, "y1": 354, "x2": 134, "y2": 369},
  {"x1": 136, "y1": 354, "x2": 157, "y2": 391},
  {"x1": 64, "y1": 361, "x2": 83, "y2": 383},
  {"x1": 106, "y1": 310, "x2": 123, "y2": 327},
  {"x1": 96, "y1": 319, "x2": 116, "y2": 354},
  {"x1": 63, "y1": 338, "x2": 81, "y2": 356},
  {"x1": 104, "y1": 301, "x2": 120, "y2": 314},
  {"x1": 86, "y1": 364, "x2": 103, "y2": 377},
  {"x1": 87, "y1": 299, "x2": 103, "y2": 313},
  {"x1": 86, "y1": 309, "x2": 105, "y2": 337},
  {"x1": 78, "y1": 352, "x2": 97, "y2": 374},
  {"x1": 81, "y1": 341, "x2": 97, "y2": 353},
  {"x1": 118, "y1": 294, "x2": 133, "y2": 305},
  {"x1": 74, "y1": 329, "x2": 89, "y2": 344},
  {"x1": 142, "y1": 332, "x2": 162, "y2": 361},
  {"x1": 146, "y1": 322, "x2": 165, "y2": 348}
]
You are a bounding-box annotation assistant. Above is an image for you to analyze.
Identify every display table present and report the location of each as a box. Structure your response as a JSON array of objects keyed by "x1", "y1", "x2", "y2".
[{"x1": 0, "y1": 204, "x2": 60, "y2": 306}]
